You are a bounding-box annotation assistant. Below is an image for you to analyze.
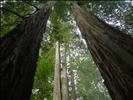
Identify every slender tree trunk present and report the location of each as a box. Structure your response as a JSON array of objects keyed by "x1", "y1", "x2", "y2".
[
  {"x1": 0, "y1": 2, "x2": 52, "y2": 100},
  {"x1": 72, "y1": 3, "x2": 133, "y2": 100},
  {"x1": 53, "y1": 41, "x2": 61, "y2": 100},
  {"x1": 61, "y1": 45, "x2": 69, "y2": 100}
]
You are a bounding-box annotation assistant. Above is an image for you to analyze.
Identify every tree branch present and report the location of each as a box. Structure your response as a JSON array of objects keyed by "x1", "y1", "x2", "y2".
[{"x1": 0, "y1": 7, "x2": 25, "y2": 19}]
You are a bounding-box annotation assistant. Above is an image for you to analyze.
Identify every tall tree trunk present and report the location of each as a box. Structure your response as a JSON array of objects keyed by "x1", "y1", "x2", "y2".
[
  {"x1": 53, "y1": 41, "x2": 61, "y2": 100},
  {"x1": 61, "y1": 45, "x2": 69, "y2": 100},
  {"x1": 72, "y1": 3, "x2": 133, "y2": 100},
  {"x1": 0, "y1": 2, "x2": 52, "y2": 100}
]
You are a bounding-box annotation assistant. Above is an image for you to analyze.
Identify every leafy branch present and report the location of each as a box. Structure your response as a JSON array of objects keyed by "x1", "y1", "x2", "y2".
[{"x1": 0, "y1": 7, "x2": 25, "y2": 19}]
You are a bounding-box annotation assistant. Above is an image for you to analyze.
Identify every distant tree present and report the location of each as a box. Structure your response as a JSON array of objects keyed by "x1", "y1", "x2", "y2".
[
  {"x1": 53, "y1": 41, "x2": 61, "y2": 100},
  {"x1": 60, "y1": 44, "x2": 69, "y2": 100}
]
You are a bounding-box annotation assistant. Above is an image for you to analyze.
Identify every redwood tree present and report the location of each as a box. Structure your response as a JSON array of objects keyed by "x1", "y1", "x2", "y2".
[
  {"x1": 53, "y1": 41, "x2": 61, "y2": 100},
  {"x1": 61, "y1": 45, "x2": 69, "y2": 100},
  {"x1": 72, "y1": 3, "x2": 133, "y2": 100},
  {"x1": 0, "y1": 2, "x2": 52, "y2": 100}
]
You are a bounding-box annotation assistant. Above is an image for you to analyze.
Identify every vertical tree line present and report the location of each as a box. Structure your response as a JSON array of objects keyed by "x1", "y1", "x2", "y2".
[{"x1": 53, "y1": 42, "x2": 77, "y2": 100}]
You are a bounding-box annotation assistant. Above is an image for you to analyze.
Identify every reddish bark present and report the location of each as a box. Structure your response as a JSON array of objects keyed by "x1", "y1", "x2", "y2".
[{"x1": 73, "y1": 3, "x2": 133, "y2": 100}]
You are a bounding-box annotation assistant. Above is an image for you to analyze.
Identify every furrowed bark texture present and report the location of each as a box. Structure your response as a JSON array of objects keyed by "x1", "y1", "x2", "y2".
[
  {"x1": 53, "y1": 41, "x2": 61, "y2": 100},
  {"x1": 61, "y1": 46, "x2": 69, "y2": 100},
  {"x1": 73, "y1": 3, "x2": 133, "y2": 100},
  {"x1": 0, "y1": 2, "x2": 52, "y2": 100}
]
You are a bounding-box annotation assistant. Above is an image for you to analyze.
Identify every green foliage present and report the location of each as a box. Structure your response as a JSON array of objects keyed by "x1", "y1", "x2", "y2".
[
  {"x1": 87, "y1": 1, "x2": 133, "y2": 35},
  {"x1": 0, "y1": 1, "x2": 33, "y2": 37},
  {"x1": 77, "y1": 55, "x2": 111, "y2": 100},
  {"x1": 49, "y1": 20, "x2": 74, "y2": 44},
  {"x1": 31, "y1": 47, "x2": 55, "y2": 100},
  {"x1": 0, "y1": 1, "x2": 45, "y2": 37},
  {"x1": 1, "y1": 1, "x2": 133, "y2": 100},
  {"x1": 123, "y1": 8, "x2": 133, "y2": 28},
  {"x1": 49, "y1": 1, "x2": 72, "y2": 43},
  {"x1": 67, "y1": 35, "x2": 111, "y2": 100},
  {"x1": 53, "y1": 1, "x2": 70, "y2": 21}
]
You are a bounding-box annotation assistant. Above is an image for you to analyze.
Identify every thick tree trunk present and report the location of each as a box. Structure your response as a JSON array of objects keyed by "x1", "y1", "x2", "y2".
[
  {"x1": 53, "y1": 41, "x2": 61, "y2": 100},
  {"x1": 0, "y1": 2, "x2": 52, "y2": 100},
  {"x1": 61, "y1": 45, "x2": 69, "y2": 100},
  {"x1": 73, "y1": 3, "x2": 133, "y2": 100}
]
